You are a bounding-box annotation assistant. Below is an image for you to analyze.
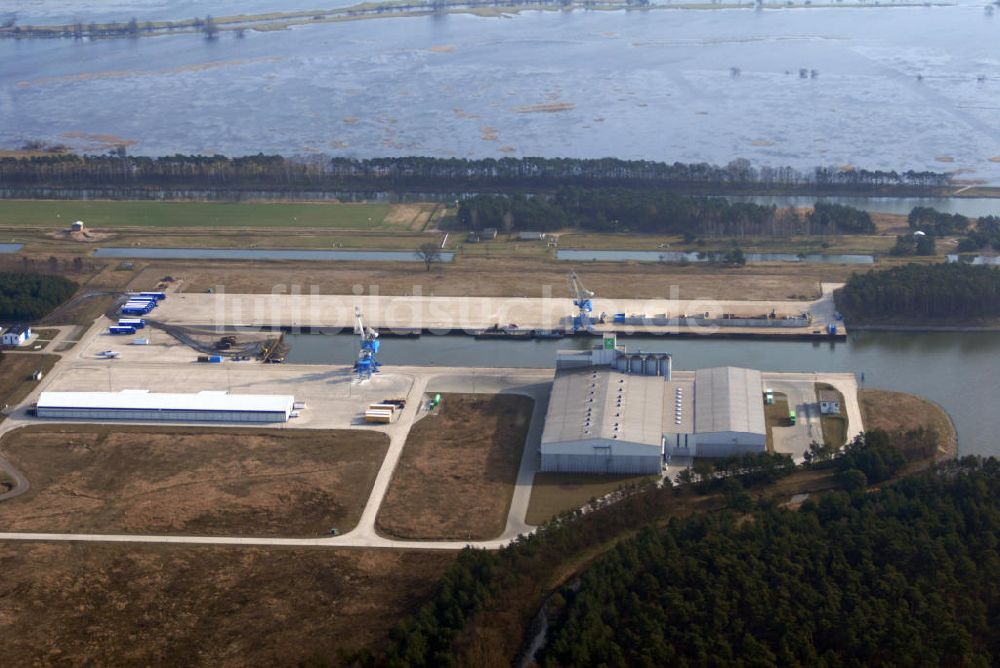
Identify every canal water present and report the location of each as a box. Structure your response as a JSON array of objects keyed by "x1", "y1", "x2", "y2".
[
  {"x1": 557, "y1": 249, "x2": 875, "y2": 264},
  {"x1": 285, "y1": 330, "x2": 1000, "y2": 458},
  {"x1": 91, "y1": 248, "x2": 455, "y2": 262},
  {"x1": 0, "y1": 244, "x2": 24, "y2": 253}
]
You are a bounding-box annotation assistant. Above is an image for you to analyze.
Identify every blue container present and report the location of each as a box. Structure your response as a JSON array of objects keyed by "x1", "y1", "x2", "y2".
[
  {"x1": 208, "y1": 355, "x2": 224, "y2": 363},
  {"x1": 109, "y1": 326, "x2": 137, "y2": 335}
]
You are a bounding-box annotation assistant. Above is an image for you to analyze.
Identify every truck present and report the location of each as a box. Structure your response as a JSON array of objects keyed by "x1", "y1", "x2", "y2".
[
  {"x1": 118, "y1": 318, "x2": 146, "y2": 329},
  {"x1": 108, "y1": 325, "x2": 137, "y2": 335}
]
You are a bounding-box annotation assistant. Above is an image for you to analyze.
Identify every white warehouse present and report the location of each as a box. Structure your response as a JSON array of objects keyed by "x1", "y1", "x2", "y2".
[
  {"x1": 36, "y1": 390, "x2": 295, "y2": 423},
  {"x1": 540, "y1": 361, "x2": 767, "y2": 475}
]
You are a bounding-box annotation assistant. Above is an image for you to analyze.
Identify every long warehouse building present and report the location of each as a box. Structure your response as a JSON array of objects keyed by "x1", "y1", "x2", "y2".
[
  {"x1": 541, "y1": 363, "x2": 767, "y2": 474},
  {"x1": 36, "y1": 390, "x2": 295, "y2": 423}
]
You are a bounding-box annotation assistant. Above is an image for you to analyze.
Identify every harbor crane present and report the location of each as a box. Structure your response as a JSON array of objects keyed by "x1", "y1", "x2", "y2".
[
  {"x1": 568, "y1": 270, "x2": 595, "y2": 333},
  {"x1": 353, "y1": 306, "x2": 381, "y2": 379}
]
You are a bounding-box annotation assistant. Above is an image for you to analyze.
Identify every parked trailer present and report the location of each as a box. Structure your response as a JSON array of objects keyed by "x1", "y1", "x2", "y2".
[
  {"x1": 293, "y1": 401, "x2": 307, "y2": 410},
  {"x1": 108, "y1": 326, "x2": 137, "y2": 335},
  {"x1": 207, "y1": 355, "x2": 224, "y2": 363},
  {"x1": 368, "y1": 403, "x2": 398, "y2": 413},
  {"x1": 131, "y1": 338, "x2": 150, "y2": 345},
  {"x1": 139, "y1": 292, "x2": 167, "y2": 300},
  {"x1": 118, "y1": 318, "x2": 146, "y2": 329},
  {"x1": 364, "y1": 409, "x2": 394, "y2": 424}
]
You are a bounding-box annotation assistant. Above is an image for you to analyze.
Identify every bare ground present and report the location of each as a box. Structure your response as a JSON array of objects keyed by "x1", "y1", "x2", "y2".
[
  {"x1": 0, "y1": 425, "x2": 389, "y2": 536},
  {"x1": 126, "y1": 256, "x2": 855, "y2": 300},
  {"x1": 0, "y1": 542, "x2": 453, "y2": 666},
  {"x1": 525, "y1": 472, "x2": 654, "y2": 525},
  {"x1": 377, "y1": 393, "x2": 533, "y2": 540}
]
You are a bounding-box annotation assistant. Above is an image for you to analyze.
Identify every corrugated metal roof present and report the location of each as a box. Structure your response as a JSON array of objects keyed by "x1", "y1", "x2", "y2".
[
  {"x1": 37, "y1": 391, "x2": 294, "y2": 414},
  {"x1": 694, "y1": 367, "x2": 766, "y2": 435}
]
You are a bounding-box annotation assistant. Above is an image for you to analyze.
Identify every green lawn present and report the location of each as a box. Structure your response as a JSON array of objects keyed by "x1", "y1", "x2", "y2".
[{"x1": 0, "y1": 200, "x2": 394, "y2": 230}]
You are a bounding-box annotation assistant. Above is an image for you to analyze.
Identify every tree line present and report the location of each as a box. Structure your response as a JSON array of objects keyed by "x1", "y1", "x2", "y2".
[
  {"x1": 836, "y1": 263, "x2": 1000, "y2": 320},
  {"x1": 456, "y1": 189, "x2": 875, "y2": 237},
  {"x1": 540, "y1": 456, "x2": 1000, "y2": 667},
  {"x1": 0, "y1": 272, "x2": 76, "y2": 322},
  {"x1": 891, "y1": 207, "x2": 1000, "y2": 257},
  {"x1": 0, "y1": 154, "x2": 952, "y2": 196}
]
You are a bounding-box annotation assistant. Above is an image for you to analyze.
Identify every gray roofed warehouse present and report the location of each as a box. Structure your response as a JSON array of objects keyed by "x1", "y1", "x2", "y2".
[{"x1": 541, "y1": 364, "x2": 767, "y2": 474}]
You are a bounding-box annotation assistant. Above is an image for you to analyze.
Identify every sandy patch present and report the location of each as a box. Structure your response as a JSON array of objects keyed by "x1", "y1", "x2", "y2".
[
  {"x1": 329, "y1": 139, "x2": 349, "y2": 149},
  {"x1": 18, "y1": 57, "x2": 282, "y2": 89},
  {"x1": 513, "y1": 102, "x2": 575, "y2": 113},
  {"x1": 480, "y1": 126, "x2": 498, "y2": 141},
  {"x1": 751, "y1": 139, "x2": 775, "y2": 147},
  {"x1": 989, "y1": 156, "x2": 1000, "y2": 163},
  {"x1": 453, "y1": 108, "x2": 480, "y2": 119},
  {"x1": 47, "y1": 229, "x2": 115, "y2": 243},
  {"x1": 935, "y1": 155, "x2": 955, "y2": 163},
  {"x1": 61, "y1": 132, "x2": 136, "y2": 149},
  {"x1": 498, "y1": 145, "x2": 517, "y2": 153},
  {"x1": 342, "y1": 117, "x2": 359, "y2": 125},
  {"x1": 429, "y1": 44, "x2": 455, "y2": 53}
]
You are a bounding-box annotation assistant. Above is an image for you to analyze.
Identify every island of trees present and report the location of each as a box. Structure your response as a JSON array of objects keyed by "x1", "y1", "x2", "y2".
[
  {"x1": 456, "y1": 190, "x2": 874, "y2": 237},
  {"x1": 836, "y1": 263, "x2": 1000, "y2": 321},
  {"x1": 0, "y1": 272, "x2": 77, "y2": 322}
]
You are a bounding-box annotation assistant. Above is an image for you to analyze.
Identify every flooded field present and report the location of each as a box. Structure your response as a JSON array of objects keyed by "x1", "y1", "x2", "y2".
[{"x1": 3, "y1": 3, "x2": 999, "y2": 181}]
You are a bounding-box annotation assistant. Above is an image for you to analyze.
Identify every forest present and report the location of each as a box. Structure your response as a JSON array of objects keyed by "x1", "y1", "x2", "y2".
[
  {"x1": 0, "y1": 272, "x2": 77, "y2": 322},
  {"x1": 0, "y1": 154, "x2": 951, "y2": 196},
  {"x1": 540, "y1": 457, "x2": 1000, "y2": 667},
  {"x1": 372, "y1": 436, "x2": 977, "y2": 667},
  {"x1": 836, "y1": 263, "x2": 1000, "y2": 320},
  {"x1": 456, "y1": 190, "x2": 874, "y2": 237}
]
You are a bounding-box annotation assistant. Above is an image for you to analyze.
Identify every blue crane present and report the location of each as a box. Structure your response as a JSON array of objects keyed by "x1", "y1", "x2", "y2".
[
  {"x1": 568, "y1": 270, "x2": 595, "y2": 333},
  {"x1": 353, "y1": 306, "x2": 381, "y2": 379}
]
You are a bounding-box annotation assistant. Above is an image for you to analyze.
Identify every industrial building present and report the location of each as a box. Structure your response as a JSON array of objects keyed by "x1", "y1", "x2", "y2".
[
  {"x1": 540, "y1": 336, "x2": 767, "y2": 474},
  {"x1": 36, "y1": 390, "x2": 295, "y2": 423}
]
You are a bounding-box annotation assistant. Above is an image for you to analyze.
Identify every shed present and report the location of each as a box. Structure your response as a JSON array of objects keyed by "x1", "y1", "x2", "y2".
[
  {"x1": 36, "y1": 390, "x2": 295, "y2": 423},
  {"x1": 518, "y1": 231, "x2": 546, "y2": 241},
  {"x1": 819, "y1": 389, "x2": 841, "y2": 415}
]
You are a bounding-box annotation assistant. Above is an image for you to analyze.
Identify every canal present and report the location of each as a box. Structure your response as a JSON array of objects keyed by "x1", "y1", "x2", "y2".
[{"x1": 285, "y1": 330, "x2": 1000, "y2": 458}]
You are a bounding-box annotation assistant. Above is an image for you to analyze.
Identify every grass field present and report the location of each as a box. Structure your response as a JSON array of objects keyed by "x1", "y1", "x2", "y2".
[
  {"x1": 815, "y1": 383, "x2": 848, "y2": 447},
  {"x1": 376, "y1": 393, "x2": 532, "y2": 541},
  {"x1": 0, "y1": 200, "x2": 424, "y2": 230},
  {"x1": 860, "y1": 389, "x2": 957, "y2": 460},
  {"x1": 525, "y1": 472, "x2": 654, "y2": 525},
  {"x1": 764, "y1": 392, "x2": 791, "y2": 452},
  {"x1": 0, "y1": 353, "x2": 59, "y2": 421},
  {"x1": 0, "y1": 542, "x2": 452, "y2": 666},
  {"x1": 0, "y1": 425, "x2": 389, "y2": 536}
]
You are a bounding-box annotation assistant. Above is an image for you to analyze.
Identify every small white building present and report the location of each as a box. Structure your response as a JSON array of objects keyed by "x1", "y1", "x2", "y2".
[
  {"x1": 819, "y1": 389, "x2": 841, "y2": 415},
  {"x1": 2, "y1": 325, "x2": 31, "y2": 347}
]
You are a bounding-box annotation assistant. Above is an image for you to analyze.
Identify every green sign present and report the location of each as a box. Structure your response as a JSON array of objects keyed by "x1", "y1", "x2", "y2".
[{"x1": 603, "y1": 337, "x2": 615, "y2": 350}]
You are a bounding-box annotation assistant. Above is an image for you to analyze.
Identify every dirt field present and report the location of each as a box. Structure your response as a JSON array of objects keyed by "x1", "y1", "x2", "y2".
[
  {"x1": 525, "y1": 472, "x2": 653, "y2": 525},
  {"x1": 860, "y1": 389, "x2": 958, "y2": 459},
  {"x1": 0, "y1": 353, "x2": 59, "y2": 420},
  {"x1": 0, "y1": 542, "x2": 453, "y2": 666},
  {"x1": 125, "y1": 256, "x2": 856, "y2": 301},
  {"x1": 0, "y1": 425, "x2": 389, "y2": 536},
  {"x1": 376, "y1": 393, "x2": 533, "y2": 540}
]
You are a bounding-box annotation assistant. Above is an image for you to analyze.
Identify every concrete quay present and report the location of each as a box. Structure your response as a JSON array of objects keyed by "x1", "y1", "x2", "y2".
[{"x1": 151, "y1": 283, "x2": 845, "y2": 338}]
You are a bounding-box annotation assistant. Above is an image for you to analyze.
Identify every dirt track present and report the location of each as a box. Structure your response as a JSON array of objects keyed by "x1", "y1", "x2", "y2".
[{"x1": 0, "y1": 426, "x2": 389, "y2": 536}]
